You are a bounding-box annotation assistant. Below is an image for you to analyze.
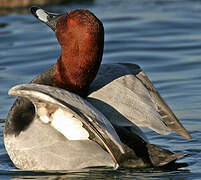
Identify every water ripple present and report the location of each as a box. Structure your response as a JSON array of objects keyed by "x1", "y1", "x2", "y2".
[{"x1": 0, "y1": 0, "x2": 201, "y2": 179}]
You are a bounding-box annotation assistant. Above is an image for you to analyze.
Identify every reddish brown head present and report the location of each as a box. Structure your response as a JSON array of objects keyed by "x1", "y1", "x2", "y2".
[{"x1": 31, "y1": 7, "x2": 104, "y2": 97}]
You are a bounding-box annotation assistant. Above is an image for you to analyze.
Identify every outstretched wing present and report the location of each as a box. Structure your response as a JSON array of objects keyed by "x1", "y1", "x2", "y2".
[
  {"x1": 8, "y1": 83, "x2": 125, "y2": 168},
  {"x1": 88, "y1": 63, "x2": 191, "y2": 139},
  {"x1": 126, "y1": 63, "x2": 192, "y2": 140}
]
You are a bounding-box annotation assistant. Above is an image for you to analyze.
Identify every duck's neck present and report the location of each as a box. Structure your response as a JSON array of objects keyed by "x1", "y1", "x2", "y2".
[{"x1": 55, "y1": 46, "x2": 103, "y2": 97}]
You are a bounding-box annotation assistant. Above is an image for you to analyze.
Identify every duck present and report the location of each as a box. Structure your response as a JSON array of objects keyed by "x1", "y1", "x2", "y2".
[{"x1": 4, "y1": 6, "x2": 192, "y2": 171}]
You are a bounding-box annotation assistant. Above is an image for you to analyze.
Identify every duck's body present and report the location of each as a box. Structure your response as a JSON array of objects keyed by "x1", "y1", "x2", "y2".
[{"x1": 4, "y1": 7, "x2": 191, "y2": 170}]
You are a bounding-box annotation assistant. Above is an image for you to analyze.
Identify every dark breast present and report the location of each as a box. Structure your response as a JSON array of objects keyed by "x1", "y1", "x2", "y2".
[{"x1": 5, "y1": 65, "x2": 56, "y2": 136}]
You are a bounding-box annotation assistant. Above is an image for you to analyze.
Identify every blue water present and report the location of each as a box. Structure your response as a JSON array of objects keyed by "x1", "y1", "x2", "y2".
[{"x1": 1, "y1": 0, "x2": 201, "y2": 179}]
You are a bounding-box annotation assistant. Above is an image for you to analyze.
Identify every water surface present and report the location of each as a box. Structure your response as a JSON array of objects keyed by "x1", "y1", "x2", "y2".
[{"x1": 0, "y1": 0, "x2": 201, "y2": 179}]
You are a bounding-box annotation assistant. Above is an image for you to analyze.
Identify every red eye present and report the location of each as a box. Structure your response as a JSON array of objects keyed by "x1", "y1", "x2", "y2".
[{"x1": 69, "y1": 19, "x2": 75, "y2": 25}]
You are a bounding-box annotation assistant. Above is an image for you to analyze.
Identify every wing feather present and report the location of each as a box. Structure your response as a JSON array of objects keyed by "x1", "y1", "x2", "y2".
[
  {"x1": 89, "y1": 63, "x2": 191, "y2": 139},
  {"x1": 8, "y1": 83, "x2": 125, "y2": 168},
  {"x1": 136, "y1": 70, "x2": 192, "y2": 139},
  {"x1": 122, "y1": 63, "x2": 192, "y2": 139}
]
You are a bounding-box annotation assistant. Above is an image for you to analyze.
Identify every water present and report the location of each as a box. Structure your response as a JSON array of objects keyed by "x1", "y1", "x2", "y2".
[{"x1": 0, "y1": 0, "x2": 201, "y2": 179}]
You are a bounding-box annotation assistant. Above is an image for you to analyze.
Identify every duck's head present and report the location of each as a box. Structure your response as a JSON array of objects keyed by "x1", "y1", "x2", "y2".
[{"x1": 31, "y1": 7, "x2": 104, "y2": 97}]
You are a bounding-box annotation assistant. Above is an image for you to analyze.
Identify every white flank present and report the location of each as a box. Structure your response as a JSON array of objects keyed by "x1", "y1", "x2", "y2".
[
  {"x1": 51, "y1": 108, "x2": 89, "y2": 140},
  {"x1": 36, "y1": 9, "x2": 48, "y2": 22}
]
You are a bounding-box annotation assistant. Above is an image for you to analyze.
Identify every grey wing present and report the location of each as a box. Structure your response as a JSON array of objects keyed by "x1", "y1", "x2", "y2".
[
  {"x1": 120, "y1": 63, "x2": 191, "y2": 139},
  {"x1": 121, "y1": 63, "x2": 191, "y2": 139},
  {"x1": 135, "y1": 69, "x2": 192, "y2": 139},
  {"x1": 8, "y1": 83, "x2": 125, "y2": 167},
  {"x1": 88, "y1": 63, "x2": 191, "y2": 139}
]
